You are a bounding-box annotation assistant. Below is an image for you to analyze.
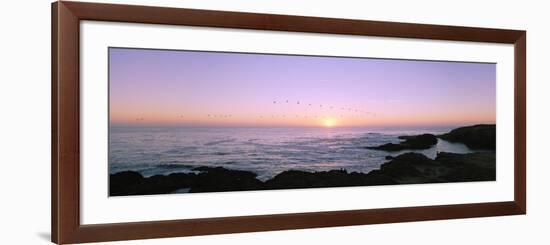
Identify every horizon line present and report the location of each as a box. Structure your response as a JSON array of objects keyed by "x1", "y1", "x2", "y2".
[{"x1": 109, "y1": 123, "x2": 495, "y2": 128}]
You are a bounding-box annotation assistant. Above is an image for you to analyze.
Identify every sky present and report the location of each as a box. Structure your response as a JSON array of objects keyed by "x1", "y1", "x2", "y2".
[{"x1": 109, "y1": 47, "x2": 496, "y2": 128}]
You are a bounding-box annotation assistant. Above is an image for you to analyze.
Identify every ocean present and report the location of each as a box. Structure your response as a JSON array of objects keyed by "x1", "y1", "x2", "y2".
[{"x1": 109, "y1": 126, "x2": 475, "y2": 181}]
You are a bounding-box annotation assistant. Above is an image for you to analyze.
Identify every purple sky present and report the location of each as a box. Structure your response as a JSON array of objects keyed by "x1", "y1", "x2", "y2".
[{"x1": 109, "y1": 47, "x2": 496, "y2": 127}]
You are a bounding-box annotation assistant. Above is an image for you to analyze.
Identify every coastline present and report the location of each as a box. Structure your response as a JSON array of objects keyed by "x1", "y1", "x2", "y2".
[
  {"x1": 110, "y1": 124, "x2": 496, "y2": 196},
  {"x1": 110, "y1": 151, "x2": 495, "y2": 196}
]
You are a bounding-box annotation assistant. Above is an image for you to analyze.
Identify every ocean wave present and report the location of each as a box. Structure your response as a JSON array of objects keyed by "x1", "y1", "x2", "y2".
[{"x1": 204, "y1": 138, "x2": 236, "y2": 146}]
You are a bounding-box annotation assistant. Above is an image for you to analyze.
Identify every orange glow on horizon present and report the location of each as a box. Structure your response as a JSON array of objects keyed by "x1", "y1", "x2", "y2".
[
  {"x1": 321, "y1": 117, "x2": 337, "y2": 127},
  {"x1": 109, "y1": 109, "x2": 495, "y2": 128},
  {"x1": 109, "y1": 98, "x2": 496, "y2": 128}
]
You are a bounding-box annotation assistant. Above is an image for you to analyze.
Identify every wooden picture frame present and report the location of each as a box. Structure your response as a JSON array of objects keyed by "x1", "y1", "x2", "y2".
[{"x1": 51, "y1": 1, "x2": 526, "y2": 244}]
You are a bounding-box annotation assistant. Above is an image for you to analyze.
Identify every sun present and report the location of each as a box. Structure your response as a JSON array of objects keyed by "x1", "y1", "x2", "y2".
[{"x1": 321, "y1": 117, "x2": 337, "y2": 127}]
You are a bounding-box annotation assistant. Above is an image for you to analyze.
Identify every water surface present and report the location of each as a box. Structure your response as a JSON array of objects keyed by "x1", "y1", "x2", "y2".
[{"x1": 109, "y1": 126, "x2": 475, "y2": 180}]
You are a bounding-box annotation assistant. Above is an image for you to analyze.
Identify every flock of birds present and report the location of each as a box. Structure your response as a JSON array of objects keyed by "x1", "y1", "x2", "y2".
[
  {"x1": 271, "y1": 99, "x2": 374, "y2": 114},
  {"x1": 134, "y1": 99, "x2": 378, "y2": 121}
]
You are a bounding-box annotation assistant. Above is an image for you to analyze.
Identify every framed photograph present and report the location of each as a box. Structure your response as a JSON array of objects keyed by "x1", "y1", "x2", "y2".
[{"x1": 52, "y1": 1, "x2": 526, "y2": 244}]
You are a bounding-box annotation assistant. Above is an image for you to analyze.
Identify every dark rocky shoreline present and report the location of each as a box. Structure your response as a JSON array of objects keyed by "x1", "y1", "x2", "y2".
[
  {"x1": 365, "y1": 133, "x2": 438, "y2": 151},
  {"x1": 110, "y1": 124, "x2": 496, "y2": 196},
  {"x1": 110, "y1": 151, "x2": 495, "y2": 196},
  {"x1": 438, "y1": 124, "x2": 496, "y2": 150},
  {"x1": 364, "y1": 124, "x2": 496, "y2": 151}
]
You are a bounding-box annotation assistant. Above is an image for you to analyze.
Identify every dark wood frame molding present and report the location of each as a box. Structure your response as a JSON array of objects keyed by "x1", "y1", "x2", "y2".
[{"x1": 52, "y1": 1, "x2": 526, "y2": 244}]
